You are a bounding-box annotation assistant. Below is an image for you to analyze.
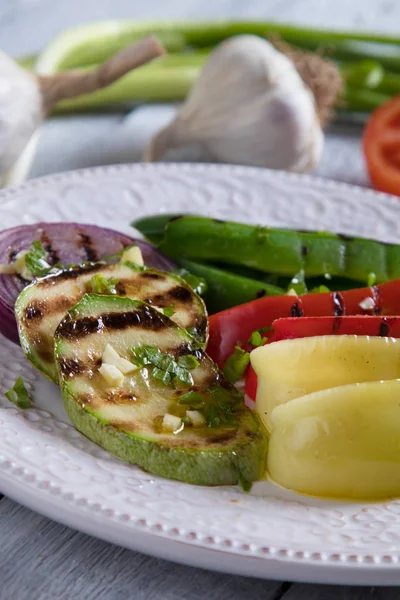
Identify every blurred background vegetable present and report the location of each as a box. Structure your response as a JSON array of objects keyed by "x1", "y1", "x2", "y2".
[
  {"x1": 24, "y1": 20, "x2": 400, "y2": 115},
  {"x1": 144, "y1": 36, "x2": 332, "y2": 171},
  {"x1": 0, "y1": 36, "x2": 164, "y2": 186},
  {"x1": 9, "y1": 19, "x2": 400, "y2": 189}
]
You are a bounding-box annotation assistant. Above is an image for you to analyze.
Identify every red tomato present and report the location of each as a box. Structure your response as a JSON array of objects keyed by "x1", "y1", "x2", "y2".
[{"x1": 363, "y1": 96, "x2": 400, "y2": 196}]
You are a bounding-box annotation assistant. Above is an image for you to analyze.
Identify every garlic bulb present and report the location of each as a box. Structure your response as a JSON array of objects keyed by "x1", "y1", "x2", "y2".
[
  {"x1": 144, "y1": 35, "x2": 326, "y2": 172},
  {"x1": 0, "y1": 36, "x2": 165, "y2": 184}
]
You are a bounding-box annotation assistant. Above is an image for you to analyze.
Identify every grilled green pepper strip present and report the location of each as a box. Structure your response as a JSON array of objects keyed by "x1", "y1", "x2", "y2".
[
  {"x1": 178, "y1": 259, "x2": 284, "y2": 313},
  {"x1": 133, "y1": 213, "x2": 183, "y2": 245},
  {"x1": 158, "y1": 216, "x2": 400, "y2": 284}
]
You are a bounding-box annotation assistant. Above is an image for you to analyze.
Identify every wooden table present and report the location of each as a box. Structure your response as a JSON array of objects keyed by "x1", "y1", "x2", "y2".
[{"x1": 1, "y1": 0, "x2": 400, "y2": 597}]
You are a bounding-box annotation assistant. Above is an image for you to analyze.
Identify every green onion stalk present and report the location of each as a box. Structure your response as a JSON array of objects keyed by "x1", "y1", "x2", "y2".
[{"x1": 28, "y1": 21, "x2": 400, "y2": 115}]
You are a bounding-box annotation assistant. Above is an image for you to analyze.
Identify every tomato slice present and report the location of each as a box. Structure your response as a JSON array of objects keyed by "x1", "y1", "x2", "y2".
[{"x1": 363, "y1": 95, "x2": 400, "y2": 196}]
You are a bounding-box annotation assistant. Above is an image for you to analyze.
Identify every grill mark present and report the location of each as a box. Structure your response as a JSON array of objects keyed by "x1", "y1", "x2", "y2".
[
  {"x1": 78, "y1": 233, "x2": 99, "y2": 262},
  {"x1": 379, "y1": 317, "x2": 390, "y2": 337},
  {"x1": 59, "y1": 357, "x2": 87, "y2": 377},
  {"x1": 40, "y1": 231, "x2": 60, "y2": 264},
  {"x1": 102, "y1": 308, "x2": 168, "y2": 331},
  {"x1": 140, "y1": 272, "x2": 165, "y2": 280},
  {"x1": 301, "y1": 245, "x2": 309, "y2": 257},
  {"x1": 290, "y1": 302, "x2": 303, "y2": 317},
  {"x1": 25, "y1": 302, "x2": 43, "y2": 320},
  {"x1": 333, "y1": 292, "x2": 345, "y2": 316},
  {"x1": 256, "y1": 289, "x2": 266, "y2": 299},
  {"x1": 60, "y1": 316, "x2": 100, "y2": 339},
  {"x1": 337, "y1": 234, "x2": 354, "y2": 242},
  {"x1": 37, "y1": 262, "x2": 104, "y2": 285},
  {"x1": 168, "y1": 286, "x2": 193, "y2": 303},
  {"x1": 196, "y1": 315, "x2": 208, "y2": 339},
  {"x1": 24, "y1": 295, "x2": 78, "y2": 325},
  {"x1": 372, "y1": 285, "x2": 382, "y2": 315},
  {"x1": 105, "y1": 391, "x2": 138, "y2": 403},
  {"x1": 60, "y1": 307, "x2": 169, "y2": 340},
  {"x1": 332, "y1": 316, "x2": 342, "y2": 334},
  {"x1": 207, "y1": 432, "x2": 236, "y2": 444},
  {"x1": 115, "y1": 281, "x2": 127, "y2": 295}
]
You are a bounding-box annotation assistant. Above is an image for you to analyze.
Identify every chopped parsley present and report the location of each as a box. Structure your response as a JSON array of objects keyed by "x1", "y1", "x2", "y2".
[
  {"x1": 249, "y1": 330, "x2": 263, "y2": 347},
  {"x1": 367, "y1": 272, "x2": 377, "y2": 287},
  {"x1": 162, "y1": 305, "x2": 175, "y2": 318},
  {"x1": 130, "y1": 345, "x2": 199, "y2": 387},
  {"x1": 24, "y1": 241, "x2": 51, "y2": 277},
  {"x1": 178, "y1": 390, "x2": 204, "y2": 405},
  {"x1": 222, "y1": 346, "x2": 250, "y2": 384},
  {"x1": 5, "y1": 377, "x2": 32, "y2": 408},
  {"x1": 179, "y1": 384, "x2": 243, "y2": 428},
  {"x1": 89, "y1": 274, "x2": 119, "y2": 295}
]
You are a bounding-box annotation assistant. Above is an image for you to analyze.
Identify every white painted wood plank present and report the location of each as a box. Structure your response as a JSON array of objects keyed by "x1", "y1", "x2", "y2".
[{"x1": 0, "y1": 496, "x2": 284, "y2": 600}]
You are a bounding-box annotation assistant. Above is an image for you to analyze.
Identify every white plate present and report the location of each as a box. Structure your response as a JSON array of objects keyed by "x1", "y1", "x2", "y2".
[{"x1": 2, "y1": 163, "x2": 400, "y2": 586}]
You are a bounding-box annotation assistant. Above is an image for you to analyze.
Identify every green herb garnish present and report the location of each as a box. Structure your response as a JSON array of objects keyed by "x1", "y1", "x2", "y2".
[
  {"x1": 238, "y1": 475, "x2": 252, "y2": 493},
  {"x1": 249, "y1": 331, "x2": 263, "y2": 347},
  {"x1": 222, "y1": 346, "x2": 250, "y2": 384},
  {"x1": 24, "y1": 241, "x2": 51, "y2": 277},
  {"x1": 367, "y1": 272, "x2": 377, "y2": 287},
  {"x1": 89, "y1": 274, "x2": 119, "y2": 295},
  {"x1": 202, "y1": 385, "x2": 242, "y2": 428},
  {"x1": 130, "y1": 345, "x2": 199, "y2": 387},
  {"x1": 180, "y1": 382, "x2": 244, "y2": 428},
  {"x1": 311, "y1": 284, "x2": 331, "y2": 294},
  {"x1": 178, "y1": 390, "x2": 204, "y2": 405},
  {"x1": 288, "y1": 269, "x2": 307, "y2": 295},
  {"x1": 5, "y1": 377, "x2": 32, "y2": 408},
  {"x1": 162, "y1": 305, "x2": 176, "y2": 318}
]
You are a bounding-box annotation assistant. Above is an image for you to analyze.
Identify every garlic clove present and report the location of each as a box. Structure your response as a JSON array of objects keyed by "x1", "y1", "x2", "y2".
[
  {"x1": 144, "y1": 35, "x2": 328, "y2": 173},
  {"x1": 0, "y1": 36, "x2": 165, "y2": 185},
  {"x1": 0, "y1": 52, "x2": 42, "y2": 178}
]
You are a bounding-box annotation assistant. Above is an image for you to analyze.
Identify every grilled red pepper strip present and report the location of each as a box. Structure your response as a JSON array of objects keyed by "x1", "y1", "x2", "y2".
[
  {"x1": 245, "y1": 315, "x2": 400, "y2": 400},
  {"x1": 271, "y1": 315, "x2": 400, "y2": 340},
  {"x1": 207, "y1": 279, "x2": 400, "y2": 367}
]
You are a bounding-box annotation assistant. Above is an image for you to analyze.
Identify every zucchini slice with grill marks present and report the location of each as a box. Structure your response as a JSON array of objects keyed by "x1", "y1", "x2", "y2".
[
  {"x1": 54, "y1": 294, "x2": 267, "y2": 486},
  {"x1": 15, "y1": 262, "x2": 207, "y2": 383}
]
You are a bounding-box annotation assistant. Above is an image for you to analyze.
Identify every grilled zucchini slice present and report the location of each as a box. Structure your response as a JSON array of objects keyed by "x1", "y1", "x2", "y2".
[
  {"x1": 54, "y1": 294, "x2": 267, "y2": 486},
  {"x1": 15, "y1": 263, "x2": 207, "y2": 382}
]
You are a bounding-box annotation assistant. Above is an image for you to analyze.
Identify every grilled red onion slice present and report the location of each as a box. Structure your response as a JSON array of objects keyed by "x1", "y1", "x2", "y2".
[{"x1": 0, "y1": 222, "x2": 176, "y2": 344}]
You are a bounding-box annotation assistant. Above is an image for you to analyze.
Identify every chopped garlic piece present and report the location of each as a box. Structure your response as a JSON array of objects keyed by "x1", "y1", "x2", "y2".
[
  {"x1": 102, "y1": 344, "x2": 138, "y2": 375},
  {"x1": 162, "y1": 413, "x2": 182, "y2": 433},
  {"x1": 115, "y1": 357, "x2": 138, "y2": 375},
  {"x1": 186, "y1": 410, "x2": 206, "y2": 428},
  {"x1": 99, "y1": 363, "x2": 124, "y2": 387},
  {"x1": 102, "y1": 344, "x2": 120, "y2": 364},
  {"x1": 121, "y1": 246, "x2": 144, "y2": 266},
  {"x1": 359, "y1": 297, "x2": 375, "y2": 311}
]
